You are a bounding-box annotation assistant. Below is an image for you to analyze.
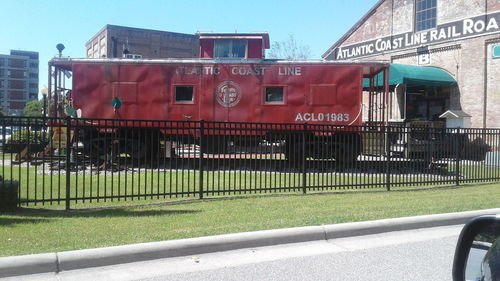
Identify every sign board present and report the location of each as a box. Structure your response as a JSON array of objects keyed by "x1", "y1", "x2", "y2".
[
  {"x1": 329, "y1": 11, "x2": 500, "y2": 60},
  {"x1": 418, "y1": 53, "x2": 431, "y2": 65}
]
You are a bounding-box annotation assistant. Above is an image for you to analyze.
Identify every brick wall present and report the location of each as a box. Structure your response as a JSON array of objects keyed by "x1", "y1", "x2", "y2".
[{"x1": 329, "y1": 0, "x2": 500, "y2": 128}]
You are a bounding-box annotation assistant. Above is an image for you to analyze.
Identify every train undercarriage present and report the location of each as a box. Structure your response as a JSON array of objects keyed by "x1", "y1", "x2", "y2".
[{"x1": 78, "y1": 128, "x2": 362, "y2": 167}]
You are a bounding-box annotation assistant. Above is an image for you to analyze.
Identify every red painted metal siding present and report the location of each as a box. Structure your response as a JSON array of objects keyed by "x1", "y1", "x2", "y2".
[
  {"x1": 71, "y1": 62, "x2": 364, "y2": 126},
  {"x1": 199, "y1": 39, "x2": 214, "y2": 58},
  {"x1": 247, "y1": 39, "x2": 263, "y2": 59}
]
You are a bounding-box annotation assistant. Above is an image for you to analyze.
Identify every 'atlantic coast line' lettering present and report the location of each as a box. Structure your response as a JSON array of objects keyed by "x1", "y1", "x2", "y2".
[
  {"x1": 333, "y1": 11, "x2": 500, "y2": 60},
  {"x1": 176, "y1": 66, "x2": 302, "y2": 76}
]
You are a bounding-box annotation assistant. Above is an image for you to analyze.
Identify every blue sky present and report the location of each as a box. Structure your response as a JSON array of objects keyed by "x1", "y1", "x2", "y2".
[{"x1": 0, "y1": 0, "x2": 379, "y2": 96}]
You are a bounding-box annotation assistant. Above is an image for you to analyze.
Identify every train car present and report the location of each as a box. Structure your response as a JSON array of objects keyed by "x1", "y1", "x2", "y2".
[
  {"x1": 48, "y1": 58, "x2": 388, "y2": 163},
  {"x1": 52, "y1": 59, "x2": 387, "y2": 123},
  {"x1": 48, "y1": 33, "x2": 388, "y2": 163}
]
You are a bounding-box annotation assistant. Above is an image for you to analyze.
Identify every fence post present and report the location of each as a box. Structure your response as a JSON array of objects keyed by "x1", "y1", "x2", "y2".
[
  {"x1": 65, "y1": 116, "x2": 71, "y2": 210},
  {"x1": 302, "y1": 123, "x2": 307, "y2": 194},
  {"x1": 198, "y1": 120, "x2": 204, "y2": 199},
  {"x1": 385, "y1": 125, "x2": 391, "y2": 191},
  {"x1": 455, "y1": 130, "x2": 460, "y2": 186}
]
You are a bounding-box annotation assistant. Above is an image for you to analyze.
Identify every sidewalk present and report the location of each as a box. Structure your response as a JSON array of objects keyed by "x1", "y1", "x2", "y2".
[{"x1": 1, "y1": 208, "x2": 499, "y2": 278}]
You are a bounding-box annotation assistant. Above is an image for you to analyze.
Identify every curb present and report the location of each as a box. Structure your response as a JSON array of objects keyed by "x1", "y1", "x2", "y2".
[{"x1": 1, "y1": 208, "x2": 499, "y2": 277}]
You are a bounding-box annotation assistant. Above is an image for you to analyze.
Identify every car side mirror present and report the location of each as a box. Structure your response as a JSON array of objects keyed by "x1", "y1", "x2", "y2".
[{"x1": 452, "y1": 215, "x2": 500, "y2": 281}]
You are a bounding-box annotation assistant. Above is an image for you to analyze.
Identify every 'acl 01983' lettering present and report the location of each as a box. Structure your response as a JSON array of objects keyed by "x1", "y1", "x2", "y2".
[{"x1": 295, "y1": 113, "x2": 350, "y2": 122}]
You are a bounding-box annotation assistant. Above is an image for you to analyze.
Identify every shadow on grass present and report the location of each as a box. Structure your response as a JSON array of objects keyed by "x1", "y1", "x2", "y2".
[
  {"x1": 0, "y1": 217, "x2": 50, "y2": 227},
  {"x1": 193, "y1": 184, "x2": 463, "y2": 202},
  {"x1": 0, "y1": 208, "x2": 200, "y2": 222}
]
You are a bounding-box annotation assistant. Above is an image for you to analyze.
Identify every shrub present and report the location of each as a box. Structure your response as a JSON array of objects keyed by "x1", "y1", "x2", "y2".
[
  {"x1": 6, "y1": 129, "x2": 50, "y2": 145},
  {"x1": 463, "y1": 137, "x2": 491, "y2": 161}
]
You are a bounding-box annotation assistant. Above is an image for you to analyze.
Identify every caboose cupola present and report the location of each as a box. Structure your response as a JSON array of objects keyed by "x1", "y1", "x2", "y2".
[{"x1": 197, "y1": 33, "x2": 270, "y2": 59}]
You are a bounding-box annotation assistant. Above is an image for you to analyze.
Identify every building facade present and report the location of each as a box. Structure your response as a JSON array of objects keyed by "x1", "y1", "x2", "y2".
[
  {"x1": 0, "y1": 50, "x2": 39, "y2": 116},
  {"x1": 86, "y1": 25, "x2": 199, "y2": 59},
  {"x1": 323, "y1": 0, "x2": 500, "y2": 128}
]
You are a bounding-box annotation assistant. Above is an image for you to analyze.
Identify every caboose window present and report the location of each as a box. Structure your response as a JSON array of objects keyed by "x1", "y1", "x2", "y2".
[
  {"x1": 214, "y1": 40, "x2": 247, "y2": 58},
  {"x1": 264, "y1": 87, "x2": 284, "y2": 104},
  {"x1": 174, "y1": 86, "x2": 194, "y2": 103}
]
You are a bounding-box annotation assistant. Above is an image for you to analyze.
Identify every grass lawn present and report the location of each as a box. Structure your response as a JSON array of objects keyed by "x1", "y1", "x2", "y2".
[
  {"x1": 1, "y1": 182, "x2": 499, "y2": 257},
  {"x1": 0, "y1": 165, "x2": 403, "y2": 207},
  {"x1": 3, "y1": 161, "x2": 498, "y2": 208}
]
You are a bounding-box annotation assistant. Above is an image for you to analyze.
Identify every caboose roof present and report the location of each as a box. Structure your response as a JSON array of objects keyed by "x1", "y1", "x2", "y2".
[
  {"x1": 197, "y1": 33, "x2": 270, "y2": 49},
  {"x1": 49, "y1": 57, "x2": 389, "y2": 77}
]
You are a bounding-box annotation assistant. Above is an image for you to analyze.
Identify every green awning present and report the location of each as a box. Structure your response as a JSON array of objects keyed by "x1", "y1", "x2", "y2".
[{"x1": 363, "y1": 64, "x2": 457, "y2": 88}]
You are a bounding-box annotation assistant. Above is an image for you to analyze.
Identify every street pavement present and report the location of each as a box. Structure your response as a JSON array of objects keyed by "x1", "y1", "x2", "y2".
[{"x1": 4, "y1": 224, "x2": 463, "y2": 281}]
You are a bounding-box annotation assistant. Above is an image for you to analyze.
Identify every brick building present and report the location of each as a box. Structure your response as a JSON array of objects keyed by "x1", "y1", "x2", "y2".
[
  {"x1": 0, "y1": 50, "x2": 39, "y2": 116},
  {"x1": 323, "y1": 0, "x2": 500, "y2": 128},
  {"x1": 86, "y1": 25, "x2": 199, "y2": 59}
]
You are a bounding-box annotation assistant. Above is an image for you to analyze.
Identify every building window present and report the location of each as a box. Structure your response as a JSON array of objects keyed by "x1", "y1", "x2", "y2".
[
  {"x1": 0, "y1": 58, "x2": 4, "y2": 66},
  {"x1": 124, "y1": 54, "x2": 143, "y2": 59},
  {"x1": 214, "y1": 40, "x2": 247, "y2": 58},
  {"x1": 8, "y1": 59, "x2": 26, "y2": 68},
  {"x1": 9, "y1": 80, "x2": 26, "y2": 89},
  {"x1": 10, "y1": 101, "x2": 26, "y2": 110},
  {"x1": 493, "y1": 45, "x2": 500, "y2": 59},
  {"x1": 415, "y1": 0, "x2": 437, "y2": 32},
  {"x1": 29, "y1": 63, "x2": 38, "y2": 68},
  {"x1": 93, "y1": 43, "x2": 99, "y2": 59},
  {"x1": 8, "y1": 70, "x2": 26, "y2": 79},
  {"x1": 174, "y1": 86, "x2": 194, "y2": 103},
  {"x1": 29, "y1": 73, "x2": 38, "y2": 78},
  {"x1": 9, "y1": 91, "x2": 25, "y2": 100},
  {"x1": 29, "y1": 83, "x2": 38, "y2": 89},
  {"x1": 264, "y1": 86, "x2": 284, "y2": 104}
]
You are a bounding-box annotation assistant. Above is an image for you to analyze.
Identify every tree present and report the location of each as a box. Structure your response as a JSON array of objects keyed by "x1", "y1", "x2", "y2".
[
  {"x1": 23, "y1": 100, "x2": 43, "y2": 117},
  {"x1": 267, "y1": 35, "x2": 312, "y2": 60}
]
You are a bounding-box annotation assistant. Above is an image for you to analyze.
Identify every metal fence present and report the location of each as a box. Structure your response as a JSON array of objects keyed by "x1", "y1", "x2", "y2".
[{"x1": 1, "y1": 116, "x2": 499, "y2": 209}]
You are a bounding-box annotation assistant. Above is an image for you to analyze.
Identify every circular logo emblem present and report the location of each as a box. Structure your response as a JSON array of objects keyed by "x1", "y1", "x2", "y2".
[{"x1": 216, "y1": 81, "x2": 241, "y2": 107}]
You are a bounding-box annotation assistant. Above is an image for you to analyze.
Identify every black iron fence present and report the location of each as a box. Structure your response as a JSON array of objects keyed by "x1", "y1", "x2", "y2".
[{"x1": 1, "y1": 116, "x2": 499, "y2": 209}]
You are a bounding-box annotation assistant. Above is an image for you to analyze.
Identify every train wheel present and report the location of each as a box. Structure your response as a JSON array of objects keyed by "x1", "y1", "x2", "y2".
[
  {"x1": 335, "y1": 134, "x2": 361, "y2": 168},
  {"x1": 129, "y1": 134, "x2": 160, "y2": 166},
  {"x1": 86, "y1": 139, "x2": 107, "y2": 166},
  {"x1": 284, "y1": 136, "x2": 305, "y2": 166},
  {"x1": 200, "y1": 135, "x2": 228, "y2": 154},
  {"x1": 122, "y1": 138, "x2": 147, "y2": 160},
  {"x1": 335, "y1": 144, "x2": 358, "y2": 167},
  {"x1": 80, "y1": 129, "x2": 108, "y2": 166}
]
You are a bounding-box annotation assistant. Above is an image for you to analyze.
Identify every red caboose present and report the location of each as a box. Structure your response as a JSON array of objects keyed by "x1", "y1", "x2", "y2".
[
  {"x1": 48, "y1": 33, "x2": 388, "y2": 162},
  {"x1": 62, "y1": 60, "x2": 383, "y2": 125}
]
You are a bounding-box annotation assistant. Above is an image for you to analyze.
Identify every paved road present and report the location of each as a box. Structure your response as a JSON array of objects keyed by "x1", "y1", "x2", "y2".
[{"x1": 5, "y1": 224, "x2": 463, "y2": 281}]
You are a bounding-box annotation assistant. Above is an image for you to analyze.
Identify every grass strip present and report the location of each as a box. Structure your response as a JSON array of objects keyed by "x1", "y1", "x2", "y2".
[
  {"x1": 3, "y1": 163, "x2": 499, "y2": 208},
  {"x1": 0, "y1": 183, "x2": 499, "y2": 257}
]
